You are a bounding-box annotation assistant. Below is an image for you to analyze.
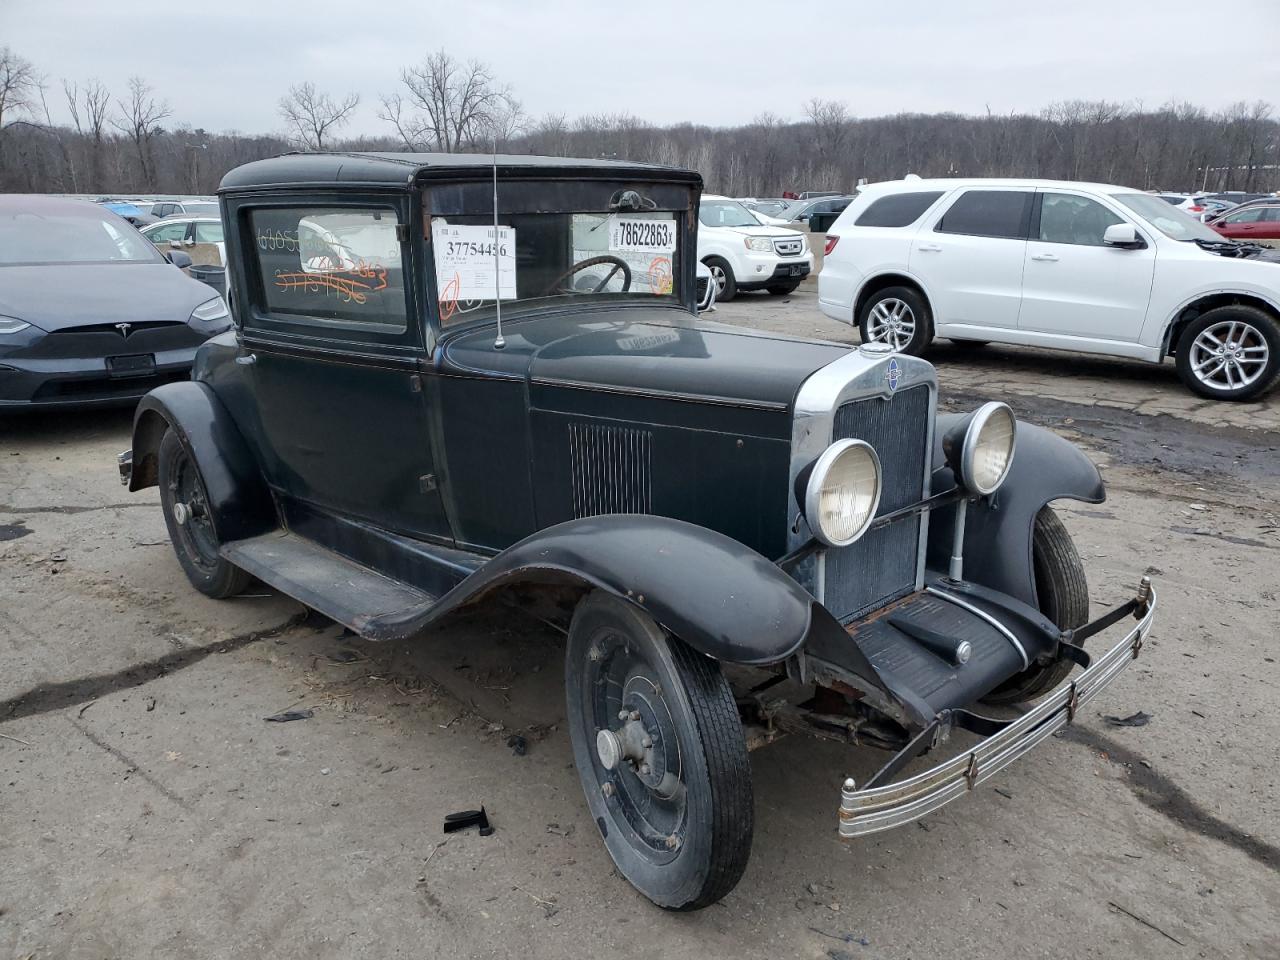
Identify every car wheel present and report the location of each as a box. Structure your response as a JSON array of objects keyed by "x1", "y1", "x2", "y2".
[
  {"x1": 702, "y1": 257, "x2": 737, "y2": 302},
  {"x1": 858, "y1": 286, "x2": 933, "y2": 355},
  {"x1": 565, "y1": 591, "x2": 752, "y2": 910},
  {"x1": 1175, "y1": 305, "x2": 1280, "y2": 401},
  {"x1": 158, "y1": 428, "x2": 250, "y2": 599},
  {"x1": 765, "y1": 282, "x2": 800, "y2": 296},
  {"x1": 980, "y1": 507, "x2": 1089, "y2": 707}
]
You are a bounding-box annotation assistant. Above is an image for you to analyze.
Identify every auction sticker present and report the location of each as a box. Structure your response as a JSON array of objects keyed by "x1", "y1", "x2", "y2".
[
  {"x1": 432, "y1": 223, "x2": 516, "y2": 300},
  {"x1": 609, "y1": 217, "x2": 676, "y2": 254}
]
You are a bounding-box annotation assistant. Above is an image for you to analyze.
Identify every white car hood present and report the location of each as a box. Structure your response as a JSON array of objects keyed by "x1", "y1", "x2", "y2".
[{"x1": 718, "y1": 223, "x2": 803, "y2": 238}]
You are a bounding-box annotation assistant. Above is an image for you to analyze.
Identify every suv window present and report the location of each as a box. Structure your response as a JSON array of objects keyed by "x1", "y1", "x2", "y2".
[
  {"x1": 249, "y1": 206, "x2": 406, "y2": 332},
  {"x1": 936, "y1": 190, "x2": 1032, "y2": 239},
  {"x1": 193, "y1": 221, "x2": 224, "y2": 243},
  {"x1": 145, "y1": 221, "x2": 188, "y2": 244},
  {"x1": 1036, "y1": 193, "x2": 1124, "y2": 246},
  {"x1": 1223, "y1": 207, "x2": 1267, "y2": 224},
  {"x1": 854, "y1": 191, "x2": 944, "y2": 227}
]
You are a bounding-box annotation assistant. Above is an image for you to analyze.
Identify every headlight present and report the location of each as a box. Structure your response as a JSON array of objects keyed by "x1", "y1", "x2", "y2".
[
  {"x1": 803, "y1": 439, "x2": 882, "y2": 547},
  {"x1": 0, "y1": 316, "x2": 31, "y2": 335},
  {"x1": 189, "y1": 296, "x2": 230, "y2": 329},
  {"x1": 945, "y1": 402, "x2": 1017, "y2": 495},
  {"x1": 744, "y1": 237, "x2": 773, "y2": 252}
]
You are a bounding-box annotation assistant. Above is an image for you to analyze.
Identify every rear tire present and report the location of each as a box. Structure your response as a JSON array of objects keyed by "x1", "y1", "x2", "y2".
[
  {"x1": 565, "y1": 592, "x2": 752, "y2": 910},
  {"x1": 158, "y1": 428, "x2": 250, "y2": 599},
  {"x1": 1174, "y1": 305, "x2": 1280, "y2": 402},
  {"x1": 703, "y1": 257, "x2": 737, "y2": 303},
  {"x1": 858, "y1": 285, "x2": 933, "y2": 355},
  {"x1": 979, "y1": 507, "x2": 1089, "y2": 706}
]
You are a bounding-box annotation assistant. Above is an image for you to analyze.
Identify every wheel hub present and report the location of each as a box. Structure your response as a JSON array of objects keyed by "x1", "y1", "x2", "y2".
[{"x1": 172, "y1": 501, "x2": 189, "y2": 525}]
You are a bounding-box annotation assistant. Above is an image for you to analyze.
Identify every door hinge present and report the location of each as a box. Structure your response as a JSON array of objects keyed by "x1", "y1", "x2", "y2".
[
  {"x1": 419, "y1": 473, "x2": 438, "y2": 494},
  {"x1": 396, "y1": 223, "x2": 410, "y2": 243},
  {"x1": 409, "y1": 374, "x2": 422, "y2": 393}
]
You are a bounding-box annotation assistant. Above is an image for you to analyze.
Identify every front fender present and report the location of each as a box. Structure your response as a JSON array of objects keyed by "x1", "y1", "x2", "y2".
[
  {"x1": 926, "y1": 415, "x2": 1104, "y2": 609},
  {"x1": 381, "y1": 515, "x2": 885, "y2": 686},
  {"x1": 128, "y1": 381, "x2": 275, "y2": 543}
]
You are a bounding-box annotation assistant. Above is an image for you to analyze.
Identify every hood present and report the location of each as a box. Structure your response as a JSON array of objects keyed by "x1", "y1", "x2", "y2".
[
  {"x1": 0, "y1": 263, "x2": 217, "y2": 332},
  {"x1": 718, "y1": 223, "x2": 804, "y2": 239},
  {"x1": 443, "y1": 307, "x2": 849, "y2": 409}
]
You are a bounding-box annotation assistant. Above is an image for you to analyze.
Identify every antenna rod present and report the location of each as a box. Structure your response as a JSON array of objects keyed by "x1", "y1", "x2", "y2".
[{"x1": 492, "y1": 140, "x2": 505, "y2": 350}]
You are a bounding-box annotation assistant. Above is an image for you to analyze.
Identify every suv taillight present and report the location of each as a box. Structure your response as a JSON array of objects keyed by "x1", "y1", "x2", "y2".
[{"x1": 824, "y1": 235, "x2": 840, "y2": 255}]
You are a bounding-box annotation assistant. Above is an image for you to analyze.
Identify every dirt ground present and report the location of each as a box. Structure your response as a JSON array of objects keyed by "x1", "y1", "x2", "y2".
[{"x1": 2, "y1": 282, "x2": 1278, "y2": 959}]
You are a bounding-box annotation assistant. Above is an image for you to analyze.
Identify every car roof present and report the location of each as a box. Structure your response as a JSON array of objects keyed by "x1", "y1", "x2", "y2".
[
  {"x1": 0, "y1": 194, "x2": 128, "y2": 217},
  {"x1": 147, "y1": 214, "x2": 221, "y2": 223},
  {"x1": 858, "y1": 177, "x2": 1145, "y2": 196},
  {"x1": 220, "y1": 152, "x2": 701, "y2": 192}
]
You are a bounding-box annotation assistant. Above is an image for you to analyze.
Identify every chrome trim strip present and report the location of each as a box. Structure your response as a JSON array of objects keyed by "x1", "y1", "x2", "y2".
[
  {"x1": 925, "y1": 585, "x2": 1030, "y2": 669},
  {"x1": 837, "y1": 588, "x2": 1157, "y2": 837}
]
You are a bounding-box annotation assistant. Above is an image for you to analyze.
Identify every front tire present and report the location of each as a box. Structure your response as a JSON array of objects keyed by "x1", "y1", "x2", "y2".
[
  {"x1": 565, "y1": 592, "x2": 752, "y2": 910},
  {"x1": 158, "y1": 428, "x2": 250, "y2": 599},
  {"x1": 858, "y1": 285, "x2": 933, "y2": 355},
  {"x1": 702, "y1": 257, "x2": 737, "y2": 303},
  {"x1": 980, "y1": 507, "x2": 1089, "y2": 707},
  {"x1": 1175, "y1": 305, "x2": 1280, "y2": 401}
]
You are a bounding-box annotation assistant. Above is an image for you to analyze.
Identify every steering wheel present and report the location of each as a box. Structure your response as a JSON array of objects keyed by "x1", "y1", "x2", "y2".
[{"x1": 544, "y1": 255, "x2": 632, "y2": 295}]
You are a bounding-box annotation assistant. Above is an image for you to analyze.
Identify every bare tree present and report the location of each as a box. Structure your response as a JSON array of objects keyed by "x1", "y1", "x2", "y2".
[
  {"x1": 0, "y1": 47, "x2": 39, "y2": 130},
  {"x1": 111, "y1": 76, "x2": 170, "y2": 187},
  {"x1": 380, "y1": 50, "x2": 515, "y2": 151},
  {"x1": 805, "y1": 98, "x2": 850, "y2": 162},
  {"x1": 278, "y1": 81, "x2": 360, "y2": 150},
  {"x1": 65, "y1": 78, "x2": 111, "y2": 186}
]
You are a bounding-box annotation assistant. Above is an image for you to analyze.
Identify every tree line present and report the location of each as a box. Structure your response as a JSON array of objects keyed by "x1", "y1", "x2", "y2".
[{"x1": 2, "y1": 45, "x2": 1276, "y2": 199}]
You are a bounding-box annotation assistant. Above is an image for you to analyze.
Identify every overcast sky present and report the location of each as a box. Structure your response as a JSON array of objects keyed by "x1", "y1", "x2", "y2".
[{"x1": 4, "y1": 0, "x2": 1279, "y2": 136}]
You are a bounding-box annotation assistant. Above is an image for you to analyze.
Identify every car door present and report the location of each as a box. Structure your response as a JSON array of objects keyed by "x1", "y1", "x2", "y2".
[
  {"x1": 909, "y1": 187, "x2": 1033, "y2": 330},
  {"x1": 235, "y1": 197, "x2": 451, "y2": 542},
  {"x1": 1213, "y1": 206, "x2": 1269, "y2": 240},
  {"x1": 1018, "y1": 190, "x2": 1156, "y2": 342}
]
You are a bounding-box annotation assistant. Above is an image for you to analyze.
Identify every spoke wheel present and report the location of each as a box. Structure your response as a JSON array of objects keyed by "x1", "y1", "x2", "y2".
[
  {"x1": 857, "y1": 285, "x2": 933, "y2": 355},
  {"x1": 1176, "y1": 305, "x2": 1280, "y2": 402},
  {"x1": 702, "y1": 257, "x2": 736, "y2": 302},
  {"x1": 565, "y1": 592, "x2": 752, "y2": 910},
  {"x1": 157, "y1": 428, "x2": 250, "y2": 599}
]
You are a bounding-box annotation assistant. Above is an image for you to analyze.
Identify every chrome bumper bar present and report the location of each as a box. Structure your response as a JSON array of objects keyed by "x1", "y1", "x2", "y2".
[{"x1": 838, "y1": 584, "x2": 1157, "y2": 838}]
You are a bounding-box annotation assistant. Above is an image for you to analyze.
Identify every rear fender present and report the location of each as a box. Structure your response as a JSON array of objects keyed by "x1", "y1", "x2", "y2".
[
  {"x1": 926, "y1": 415, "x2": 1104, "y2": 608},
  {"x1": 128, "y1": 381, "x2": 275, "y2": 542}
]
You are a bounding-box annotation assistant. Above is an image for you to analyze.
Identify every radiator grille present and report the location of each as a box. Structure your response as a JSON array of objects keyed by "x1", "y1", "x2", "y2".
[
  {"x1": 568, "y1": 422, "x2": 653, "y2": 518},
  {"x1": 823, "y1": 384, "x2": 931, "y2": 622}
]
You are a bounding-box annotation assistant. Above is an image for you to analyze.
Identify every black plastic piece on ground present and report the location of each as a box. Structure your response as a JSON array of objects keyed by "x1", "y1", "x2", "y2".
[{"x1": 444, "y1": 806, "x2": 494, "y2": 836}]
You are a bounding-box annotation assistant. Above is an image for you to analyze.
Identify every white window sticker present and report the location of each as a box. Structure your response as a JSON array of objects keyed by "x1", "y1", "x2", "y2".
[
  {"x1": 432, "y1": 223, "x2": 516, "y2": 301},
  {"x1": 609, "y1": 217, "x2": 676, "y2": 254}
]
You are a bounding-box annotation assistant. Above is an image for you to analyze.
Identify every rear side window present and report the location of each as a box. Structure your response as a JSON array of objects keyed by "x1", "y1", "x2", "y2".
[
  {"x1": 854, "y1": 191, "x2": 944, "y2": 227},
  {"x1": 249, "y1": 206, "x2": 406, "y2": 332},
  {"x1": 936, "y1": 190, "x2": 1032, "y2": 239}
]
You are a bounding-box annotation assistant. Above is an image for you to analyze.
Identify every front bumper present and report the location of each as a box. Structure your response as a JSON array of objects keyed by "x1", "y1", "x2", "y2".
[
  {"x1": 837, "y1": 581, "x2": 1157, "y2": 837},
  {"x1": 0, "y1": 349, "x2": 196, "y2": 409}
]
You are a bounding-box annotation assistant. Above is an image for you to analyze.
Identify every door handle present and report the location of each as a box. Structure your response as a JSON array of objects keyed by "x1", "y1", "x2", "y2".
[
  {"x1": 917, "y1": 243, "x2": 942, "y2": 253},
  {"x1": 235, "y1": 353, "x2": 257, "y2": 366},
  {"x1": 1030, "y1": 253, "x2": 1059, "y2": 262}
]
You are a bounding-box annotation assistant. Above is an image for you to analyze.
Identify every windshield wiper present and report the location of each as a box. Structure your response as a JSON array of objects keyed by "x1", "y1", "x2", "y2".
[{"x1": 1192, "y1": 237, "x2": 1267, "y2": 257}]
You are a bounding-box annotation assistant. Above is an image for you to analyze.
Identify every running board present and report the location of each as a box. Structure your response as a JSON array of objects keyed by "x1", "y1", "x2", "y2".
[{"x1": 221, "y1": 531, "x2": 438, "y2": 640}]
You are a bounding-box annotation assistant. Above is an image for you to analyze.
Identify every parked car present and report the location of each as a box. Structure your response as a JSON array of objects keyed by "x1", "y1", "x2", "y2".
[
  {"x1": 819, "y1": 178, "x2": 1280, "y2": 401},
  {"x1": 1208, "y1": 202, "x2": 1280, "y2": 245},
  {"x1": 117, "y1": 152, "x2": 1157, "y2": 910},
  {"x1": 0, "y1": 196, "x2": 231, "y2": 409},
  {"x1": 149, "y1": 198, "x2": 220, "y2": 218},
  {"x1": 98, "y1": 200, "x2": 157, "y2": 226},
  {"x1": 741, "y1": 198, "x2": 790, "y2": 218},
  {"x1": 697, "y1": 194, "x2": 812, "y2": 300},
  {"x1": 140, "y1": 215, "x2": 227, "y2": 265},
  {"x1": 1194, "y1": 197, "x2": 1238, "y2": 221},
  {"x1": 776, "y1": 194, "x2": 855, "y2": 227}
]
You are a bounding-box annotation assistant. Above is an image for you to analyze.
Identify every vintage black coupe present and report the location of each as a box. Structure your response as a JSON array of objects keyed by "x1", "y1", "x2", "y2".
[{"x1": 118, "y1": 153, "x2": 1156, "y2": 910}]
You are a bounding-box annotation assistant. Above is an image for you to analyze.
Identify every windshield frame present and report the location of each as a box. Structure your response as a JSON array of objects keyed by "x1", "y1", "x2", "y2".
[
  {"x1": 422, "y1": 177, "x2": 699, "y2": 333},
  {"x1": 1113, "y1": 192, "x2": 1222, "y2": 242}
]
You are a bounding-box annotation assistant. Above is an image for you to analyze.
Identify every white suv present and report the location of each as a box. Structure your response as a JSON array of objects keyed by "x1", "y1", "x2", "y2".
[
  {"x1": 819, "y1": 178, "x2": 1280, "y2": 400},
  {"x1": 697, "y1": 195, "x2": 813, "y2": 301}
]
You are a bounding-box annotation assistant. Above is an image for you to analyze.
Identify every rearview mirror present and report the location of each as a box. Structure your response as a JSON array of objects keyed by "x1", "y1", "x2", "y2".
[
  {"x1": 1103, "y1": 224, "x2": 1142, "y2": 248},
  {"x1": 166, "y1": 250, "x2": 193, "y2": 270}
]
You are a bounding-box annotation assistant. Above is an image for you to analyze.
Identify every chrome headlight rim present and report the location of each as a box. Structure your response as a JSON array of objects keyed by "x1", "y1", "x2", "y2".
[
  {"x1": 803, "y1": 438, "x2": 883, "y2": 548},
  {"x1": 960, "y1": 401, "x2": 1017, "y2": 495}
]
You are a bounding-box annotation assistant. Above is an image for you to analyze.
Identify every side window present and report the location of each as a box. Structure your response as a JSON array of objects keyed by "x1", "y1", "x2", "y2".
[
  {"x1": 936, "y1": 190, "x2": 1032, "y2": 239},
  {"x1": 249, "y1": 206, "x2": 406, "y2": 332},
  {"x1": 854, "y1": 191, "x2": 944, "y2": 227},
  {"x1": 146, "y1": 221, "x2": 188, "y2": 244},
  {"x1": 1036, "y1": 193, "x2": 1124, "y2": 246},
  {"x1": 1264, "y1": 207, "x2": 1280, "y2": 222},
  {"x1": 1225, "y1": 207, "x2": 1266, "y2": 224},
  {"x1": 193, "y1": 221, "x2": 225, "y2": 244}
]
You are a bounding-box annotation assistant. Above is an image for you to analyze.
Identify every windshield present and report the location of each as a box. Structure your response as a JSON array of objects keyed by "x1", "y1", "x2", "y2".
[
  {"x1": 1113, "y1": 193, "x2": 1221, "y2": 242},
  {"x1": 425, "y1": 179, "x2": 689, "y2": 326},
  {"x1": 746, "y1": 200, "x2": 788, "y2": 217},
  {"x1": 0, "y1": 205, "x2": 162, "y2": 265},
  {"x1": 698, "y1": 199, "x2": 760, "y2": 229}
]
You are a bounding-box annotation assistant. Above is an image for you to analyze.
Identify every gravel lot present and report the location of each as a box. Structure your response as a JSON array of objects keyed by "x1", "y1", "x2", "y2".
[{"x1": 2, "y1": 281, "x2": 1278, "y2": 959}]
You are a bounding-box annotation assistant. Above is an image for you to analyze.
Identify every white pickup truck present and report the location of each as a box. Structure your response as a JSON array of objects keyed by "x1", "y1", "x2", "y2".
[{"x1": 697, "y1": 195, "x2": 813, "y2": 301}]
